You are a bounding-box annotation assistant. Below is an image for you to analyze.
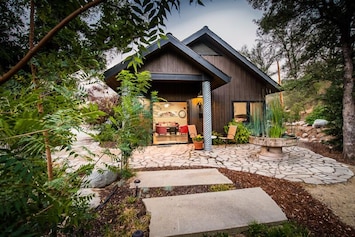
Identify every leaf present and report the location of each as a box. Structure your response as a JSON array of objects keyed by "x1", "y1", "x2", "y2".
[{"x1": 144, "y1": 2, "x2": 154, "y2": 14}]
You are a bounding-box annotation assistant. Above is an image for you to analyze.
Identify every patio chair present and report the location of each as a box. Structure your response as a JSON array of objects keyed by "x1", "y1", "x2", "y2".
[
  {"x1": 220, "y1": 125, "x2": 237, "y2": 147},
  {"x1": 188, "y1": 125, "x2": 198, "y2": 140}
]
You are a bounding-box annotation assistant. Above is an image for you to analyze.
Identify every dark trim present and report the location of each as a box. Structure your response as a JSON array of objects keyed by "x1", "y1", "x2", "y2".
[
  {"x1": 183, "y1": 26, "x2": 281, "y2": 91},
  {"x1": 151, "y1": 73, "x2": 203, "y2": 81}
]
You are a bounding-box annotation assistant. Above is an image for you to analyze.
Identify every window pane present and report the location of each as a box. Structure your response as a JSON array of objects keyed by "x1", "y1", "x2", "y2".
[
  {"x1": 250, "y1": 102, "x2": 264, "y2": 120},
  {"x1": 233, "y1": 102, "x2": 247, "y2": 122}
]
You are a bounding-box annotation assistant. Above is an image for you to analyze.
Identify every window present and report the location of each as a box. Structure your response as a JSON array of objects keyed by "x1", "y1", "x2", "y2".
[
  {"x1": 250, "y1": 102, "x2": 264, "y2": 120},
  {"x1": 233, "y1": 102, "x2": 247, "y2": 122},
  {"x1": 233, "y1": 101, "x2": 264, "y2": 122}
]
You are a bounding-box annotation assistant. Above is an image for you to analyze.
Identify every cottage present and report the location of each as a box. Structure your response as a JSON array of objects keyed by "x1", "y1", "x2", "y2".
[{"x1": 104, "y1": 26, "x2": 280, "y2": 150}]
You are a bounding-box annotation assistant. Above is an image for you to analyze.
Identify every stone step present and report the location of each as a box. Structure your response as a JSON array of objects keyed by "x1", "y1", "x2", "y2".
[
  {"x1": 143, "y1": 187, "x2": 287, "y2": 236},
  {"x1": 129, "y1": 168, "x2": 233, "y2": 188}
]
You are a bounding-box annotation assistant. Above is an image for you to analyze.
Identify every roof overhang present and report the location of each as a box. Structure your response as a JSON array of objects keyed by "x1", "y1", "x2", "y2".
[
  {"x1": 183, "y1": 26, "x2": 281, "y2": 92},
  {"x1": 104, "y1": 34, "x2": 231, "y2": 91}
]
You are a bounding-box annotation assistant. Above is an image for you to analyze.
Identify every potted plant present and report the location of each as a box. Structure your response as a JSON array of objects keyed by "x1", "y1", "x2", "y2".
[
  {"x1": 193, "y1": 134, "x2": 204, "y2": 150},
  {"x1": 248, "y1": 99, "x2": 298, "y2": 158}
]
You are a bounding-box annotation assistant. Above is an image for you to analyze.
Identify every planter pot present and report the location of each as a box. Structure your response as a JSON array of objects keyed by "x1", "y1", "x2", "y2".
[
  {"x1": 193, "y1": 141, "x2": 204, "y2": 150},
  {"x1": 249, "y1": 136, "x2": 298, "y2": 159}
]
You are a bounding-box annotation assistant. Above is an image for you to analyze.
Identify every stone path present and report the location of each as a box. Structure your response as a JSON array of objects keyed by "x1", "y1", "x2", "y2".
[
  {"x1": 135, "y1": 169, "x2": 287, "y2": 236},
  {"x1": 130, "y1": 144, "x2": 354, "y2": 184},
  {"x1": 53, "y1": 130, "x2": 354, "y2": 186}
]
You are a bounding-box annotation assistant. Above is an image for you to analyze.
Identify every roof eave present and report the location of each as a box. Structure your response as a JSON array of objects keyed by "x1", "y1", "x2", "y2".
[{"x1": 183, "y1": 26, "x2": 280, "y2": 92}]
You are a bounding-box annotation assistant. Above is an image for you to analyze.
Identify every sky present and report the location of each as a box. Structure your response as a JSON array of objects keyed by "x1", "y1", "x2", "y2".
[
  {"x1": 164, "y1": 0, "x2": 262, "y2": 50},
  {"x1": 106, "y1": 0, "x2": 264, "y2": 69}
]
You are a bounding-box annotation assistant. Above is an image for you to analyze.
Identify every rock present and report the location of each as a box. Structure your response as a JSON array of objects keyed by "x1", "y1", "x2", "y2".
[
  {"x1": 302, "y1": 133, "x2": 308, "y2": 138},
  {"x1": 313, "y1": 119, "x2": 328, "y2": 128},
  {"x1": 84, "y1": 169, "x2": 118, "y2": 188},
  {"x1": 302, "y1": 126, "x2": 314, "y2": 133},
  {"x1": 78, "y1": 188, "x2": 102, "y2": 209},
  {"x1": 299, "y1": 138, "x2": 309, "y2": 142}
]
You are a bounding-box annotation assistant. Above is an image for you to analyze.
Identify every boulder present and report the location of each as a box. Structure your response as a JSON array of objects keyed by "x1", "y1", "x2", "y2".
[
  {"x1": 84, "y1": 169, "x2": 118, "y2": 188},
  {"x1": 312, "y1": 119, "x2": 328, "y2": 128}
]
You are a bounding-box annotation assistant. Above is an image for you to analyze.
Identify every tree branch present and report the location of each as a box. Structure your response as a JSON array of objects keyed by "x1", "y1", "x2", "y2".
[{"x1": 0, "y1": 0, "x2": 106, "y2": 85}]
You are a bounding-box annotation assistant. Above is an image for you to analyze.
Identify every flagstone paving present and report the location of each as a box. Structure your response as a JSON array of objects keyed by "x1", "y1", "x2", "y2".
[{"x1": 130, "y1": 144, "x2": 354, "y2": 184}]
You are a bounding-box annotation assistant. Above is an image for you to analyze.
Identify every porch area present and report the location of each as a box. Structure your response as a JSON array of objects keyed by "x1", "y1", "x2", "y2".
[{"x1": 130, "y1": 143, "x2": 353, "y2": 185}]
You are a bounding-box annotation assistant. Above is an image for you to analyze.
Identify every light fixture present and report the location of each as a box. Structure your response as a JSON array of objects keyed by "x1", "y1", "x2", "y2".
[{"x1": 134, "y1": 179, "x2": 141, "y2": 197}]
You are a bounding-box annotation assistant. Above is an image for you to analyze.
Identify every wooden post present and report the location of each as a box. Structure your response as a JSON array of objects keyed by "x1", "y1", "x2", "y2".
[{"x1": 277, "y1": 61, "x2": 283, "y2": 106}]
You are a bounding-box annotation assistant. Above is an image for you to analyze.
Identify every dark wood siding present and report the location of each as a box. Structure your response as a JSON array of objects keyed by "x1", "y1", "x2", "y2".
[
  {"x1": 204, "y1": 55, "x2": 268, "y2": 132},
  {"x1": 141, "y1": 49, "x2": 201, "y2": 75}
]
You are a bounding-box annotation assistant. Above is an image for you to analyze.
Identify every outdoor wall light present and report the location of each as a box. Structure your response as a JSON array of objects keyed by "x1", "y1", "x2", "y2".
[{"x1": 134, "y1": 179, "x2": 141, "y2": 197}]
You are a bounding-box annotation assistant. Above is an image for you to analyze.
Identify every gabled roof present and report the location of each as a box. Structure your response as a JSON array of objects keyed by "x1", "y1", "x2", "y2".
[
  {"x1": 104, "y1": 33, "x2": 231, "y2": 90},
  {"x1": 182, "y1": 26, "x2": 280, "y2": 91}
]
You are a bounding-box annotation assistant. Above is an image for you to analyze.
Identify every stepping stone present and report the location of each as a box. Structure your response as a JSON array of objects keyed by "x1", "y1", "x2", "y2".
[
  {"x1": 144, "y1": 187, "x2": 287, "y2": 236},
  {"x1": 130, "y1": 168, "x2": 233, "y2": 188}
]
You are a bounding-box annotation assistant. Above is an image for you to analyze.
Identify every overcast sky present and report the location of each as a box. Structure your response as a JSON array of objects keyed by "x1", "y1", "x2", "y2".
[
  {"x1": 165, "y1": 0, "x2": 262, "y2": 50},
  {"x1": 106, "y1": 0, "x2": 263, "y2": 68}
]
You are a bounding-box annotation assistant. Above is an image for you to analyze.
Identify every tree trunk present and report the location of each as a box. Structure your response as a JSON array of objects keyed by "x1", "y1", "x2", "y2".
[
  {"x1": 342, "y1": 42, "x2": 355, "y2": 160},
  {"x1": 29, "y1": 0, "x2": 53, "y2": 180},
  {"x1": 0, "y1": 0, "x2": 105, "y2": 85}
]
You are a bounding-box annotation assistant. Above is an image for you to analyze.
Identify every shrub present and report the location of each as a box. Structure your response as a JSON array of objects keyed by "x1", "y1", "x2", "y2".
[
  {"x1": 224, "y1": 121, "x2": 251, "y2": 144},
  {"x1": 305, "y1": 105, "x2": 327, "y2": 125}
]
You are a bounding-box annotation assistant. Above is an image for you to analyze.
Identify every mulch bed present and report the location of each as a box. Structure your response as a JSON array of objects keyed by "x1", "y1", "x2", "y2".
[{"x1": 85, "y1": 142, "x2": 355, "y2": 236}]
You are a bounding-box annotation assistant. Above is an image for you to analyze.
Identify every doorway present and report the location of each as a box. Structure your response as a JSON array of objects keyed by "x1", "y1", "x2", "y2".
[{"x1": 152, "y1": 102, "x2": 189, "y2": 145}]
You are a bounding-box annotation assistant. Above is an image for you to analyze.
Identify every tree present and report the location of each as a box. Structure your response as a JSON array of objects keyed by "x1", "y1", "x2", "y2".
[
  {"x1": 248, "y1": 0, "x2": 355, "y2": 160},
  {"x1": 98, "y1": 70, "x2": 157, "y2": 173},
  {"x1": 0, "y1": 0, "x2": 205, "y2": 235},
  {"x1": 0, "y1": 0, "x2": 204, "y2": 84},
  {"x1": 240, "y1": 40, "x2": 279, "y2": 77}
]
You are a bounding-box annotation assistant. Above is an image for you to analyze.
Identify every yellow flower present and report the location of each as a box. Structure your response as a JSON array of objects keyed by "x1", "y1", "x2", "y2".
[{"x1": 193, "y1": 134, "x2": 203, "y2": 142}]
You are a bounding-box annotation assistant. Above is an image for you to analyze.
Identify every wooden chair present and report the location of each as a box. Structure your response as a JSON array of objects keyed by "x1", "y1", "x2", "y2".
[
  {"x1": 220, "y1": 125, "x2": 237, "y2": 147},
  {"x1": 188, "y1": 125, "x2": 198, "y2": 140}
]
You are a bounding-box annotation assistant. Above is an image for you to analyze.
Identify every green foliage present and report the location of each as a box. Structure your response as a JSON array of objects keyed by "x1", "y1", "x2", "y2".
[
  {"x1": 248, "y1": 99, "x2": 286, "y2": 138},
  {"x1": 0, "y1": 150, "x2": 94, "y2": 236},
  {"x1": 321, "y1": 82, "x2": 344, "y2": 150},
  {"x1": 225, "y1": 121, "x2": 251, "y2": 144},
  {"x1": 0, "y1": 73, "x2": 102, "y2": 236},
  {"x1": 209, "y1": 184, "x2": 234, "y2": 192},
  {"x1": 95, "y1": 71, "x2": 156, "y2": 171},
  {"x1": 246, "y1": 222, "x2": 310, "y2": 237},
  {"x1": 305, "y1": 105, "x2": 327, "y2": 125},
  {"x1": 248, "y1": 106, "x2": 265, "y2": 137},
  {"x1": 249, "y1": 0, "x2": 355, "y2": 157},
  {"x1": 0, "y1": 1, "x2": 207, "y2": 235},
  {"x1": 267, "y1": 99, "x2": 286, "y2": 138},
  {"x1": 212, "y1": 131, "x2": 224, "y2": 145}
]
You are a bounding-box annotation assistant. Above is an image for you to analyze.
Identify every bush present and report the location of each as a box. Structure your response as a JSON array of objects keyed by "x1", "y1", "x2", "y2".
[
  {"x1": 224, "y1": 121, "x2": 251, "y2": 144},
  {"x1": 0, "y1": 152, "x2": 94, "y2": 236},
  {"x1": 305, "y1": 105, "x2": 327, "y2": 125}
]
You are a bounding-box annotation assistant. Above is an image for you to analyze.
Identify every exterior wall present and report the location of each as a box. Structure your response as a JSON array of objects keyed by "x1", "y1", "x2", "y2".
[
  {"x1": 203, "y1": 55, "x2": 268, "y2": 132},
  {"x1": 141, "y1": 50, "x2": 201, "y2": 75},
  {"x1": 138, "y1": 47, "x2": 274, "y2": 134}
]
